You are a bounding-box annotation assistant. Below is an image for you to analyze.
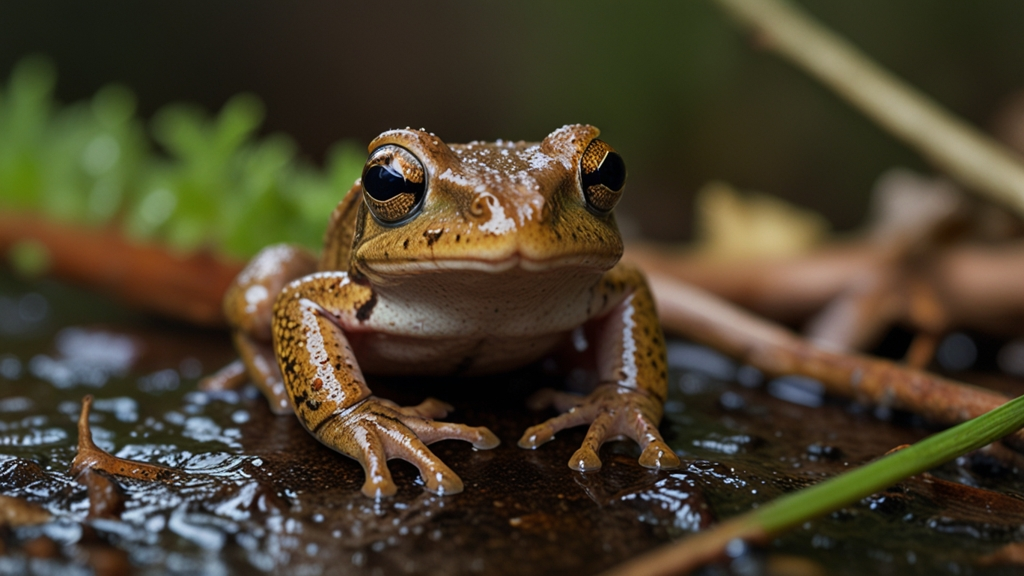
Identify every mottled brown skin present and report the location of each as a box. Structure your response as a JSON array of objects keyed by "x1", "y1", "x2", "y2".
[{"x1": 211, "y1": 125, "x2": 679, "y2": 497}]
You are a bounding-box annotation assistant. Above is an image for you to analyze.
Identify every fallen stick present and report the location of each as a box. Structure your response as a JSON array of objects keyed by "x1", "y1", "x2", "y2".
[
  {"x1": 645, "y1": 269, "x2": 1024, "y2": 448},
  {"x1": 0, "y1": 212, "x2": 242, "y2": 327},
  {"x1": 625, "y1": 241, "x2": 1024, "y2": 337}
]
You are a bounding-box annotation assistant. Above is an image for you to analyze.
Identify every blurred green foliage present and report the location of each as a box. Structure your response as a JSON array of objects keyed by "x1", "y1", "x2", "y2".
[{"x1": 0, "y1": 56, "x2": 364, "y2": 259}]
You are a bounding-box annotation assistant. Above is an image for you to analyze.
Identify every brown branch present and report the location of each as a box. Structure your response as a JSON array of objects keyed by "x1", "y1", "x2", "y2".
[
  {"x1": 802, "y1": 172, "x2": 965, "y2": 353},
  {"x1": 625, "y1": 240, "x2": 1024, "y2": 338},
  {"x1": 0, "y1": 212, "x2": 243, "y2": 327},
  {"x1": 71, "y1": 395, "x2": 182, "y2": 482},
  {"x1": 625, "y1": 242, "x2": 875, "y2": 324},
  {"x1": 643, "y1": 270, "x2": 1024, "y2": 448}
]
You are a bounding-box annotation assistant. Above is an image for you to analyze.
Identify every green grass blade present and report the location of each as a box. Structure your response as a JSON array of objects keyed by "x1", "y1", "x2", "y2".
[
  {"x1": 606, "y1": 393, "x2": 1024, "y2": 576},
  {"x1": 755, "y1": 393, "x2": 1024, "y2": 533}
]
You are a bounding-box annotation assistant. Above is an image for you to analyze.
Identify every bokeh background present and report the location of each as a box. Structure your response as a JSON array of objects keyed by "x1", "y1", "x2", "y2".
[{"x1": 2, "y1": 0, "x2": 1023, "y2": 240}]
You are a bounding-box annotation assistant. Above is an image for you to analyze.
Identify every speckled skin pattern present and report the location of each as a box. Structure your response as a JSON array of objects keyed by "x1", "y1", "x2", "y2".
[{"x1": 217, "y1": 125, "x2": 679, "y2": 497}]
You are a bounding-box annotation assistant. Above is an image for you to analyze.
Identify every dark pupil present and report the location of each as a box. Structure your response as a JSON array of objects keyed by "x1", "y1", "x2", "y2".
[
  {"x1": 364, "y1": 164, "x2": 420, "y2": 201},
  {"x1": 583, "y1": 152, "x2": 626, "y2": 192}
]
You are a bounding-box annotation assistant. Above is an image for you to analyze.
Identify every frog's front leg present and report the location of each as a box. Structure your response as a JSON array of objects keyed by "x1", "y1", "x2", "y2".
[
  {"x1": 518, "y1": 264, "x2": 681, "y2": 472},
  {"x1": 273, "y1": 272, "x2": 499, "y2": 497}
]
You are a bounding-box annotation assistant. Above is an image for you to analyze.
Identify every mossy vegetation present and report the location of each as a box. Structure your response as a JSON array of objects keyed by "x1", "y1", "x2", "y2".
[{"x1": 0, "y1": 56, "x2": 364, "y2": 260}]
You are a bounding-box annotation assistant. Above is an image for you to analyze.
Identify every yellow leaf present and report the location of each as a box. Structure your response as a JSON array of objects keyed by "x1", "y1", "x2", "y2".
[{"x1": 695, "y1": 181, "x2": 829, "y2": 260}]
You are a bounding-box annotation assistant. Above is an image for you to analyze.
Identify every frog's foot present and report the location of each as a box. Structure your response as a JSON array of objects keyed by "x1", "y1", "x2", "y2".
[
  {"x1": 518, "y1": 384, "x2": 681, "y2": 472},
  {"x1": 320, "y1": 397, "x2": 499, "y2": 498}
]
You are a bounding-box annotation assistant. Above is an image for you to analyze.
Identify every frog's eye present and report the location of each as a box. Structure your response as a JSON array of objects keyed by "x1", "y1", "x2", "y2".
[
  {"x1": 362, "y1": 145, "x2": 427, "y2": 224},
  {"x1": 579, "y1": 139, "x2": 626, "y2": 214}
]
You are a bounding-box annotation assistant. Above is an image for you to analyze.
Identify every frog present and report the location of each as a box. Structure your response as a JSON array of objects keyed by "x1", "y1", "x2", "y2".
[{"x1": 204, "y1": 124, "x2": 680, "y2": 497}]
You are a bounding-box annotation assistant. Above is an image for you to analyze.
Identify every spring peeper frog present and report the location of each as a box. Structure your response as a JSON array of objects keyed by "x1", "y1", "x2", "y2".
[{"x1": 206, "y1": 125, "x2": 680, "y2": 497}]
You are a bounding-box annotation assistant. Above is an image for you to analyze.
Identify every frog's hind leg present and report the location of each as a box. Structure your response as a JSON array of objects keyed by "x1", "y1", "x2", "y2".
[
  {"x1": 205, "y1": 244, "x2": 319, "y2": 412},
  {"x1": 200, "y1": 335, "x2": 293, "y2": 415},
  {"x1": 200, "y1": 359, "x2": 248, "y2": 391},
  {"x1": 233, "y1": 332, "x2": 292, "y2": 414}
]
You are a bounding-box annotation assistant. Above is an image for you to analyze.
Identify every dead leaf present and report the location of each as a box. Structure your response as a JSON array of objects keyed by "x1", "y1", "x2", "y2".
[{"x1": 695, "y1": 181, "x2": 829, "y2": 261}]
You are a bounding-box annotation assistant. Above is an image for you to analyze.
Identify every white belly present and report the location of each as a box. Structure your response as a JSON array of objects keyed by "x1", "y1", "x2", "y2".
[{"x1": 341, "y1": 266, "x2": 603, "y2": 375}]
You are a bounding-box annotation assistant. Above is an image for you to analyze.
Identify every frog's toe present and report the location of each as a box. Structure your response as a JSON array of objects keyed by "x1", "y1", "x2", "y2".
[
  {"x1": 381, "y1": 427, "x2": 465, "y2": 495},
  {"x1": 321, "y1": 397, "x2": 494, "y2": 496},
  {"x1": 403, "y1": 418, "x2": 500, "y2": 450},
  {"x1": 415, "y1": 457, "x2": 464, "y2": 496},
  {"x1": 351, "y1": 422, "x2": 398, "y2": 498},
  {"x1": 639, "y1": 439, "x2": 682, "y2": 470},
  {"x1": 517, "y1": 403, "x2": 599, "y2": 449},
  {"x1": 361, "y1": 472, "x2": 397, "y2": 499},
  {"x1": 393, "y1": 397, "x2": 454, "y2": 420},
  {"x1": 352, "y1": 415, "x2": 466, "y2": 496},
  {"x1": 568, "y1": 410, "x2": 616, "y2": 471},
  {"x1": 568, "y1": 445, "x2": 604, "y2": 472},
  {"x1": 632, "y1": 414, "x2": 682, "y2": 470}
]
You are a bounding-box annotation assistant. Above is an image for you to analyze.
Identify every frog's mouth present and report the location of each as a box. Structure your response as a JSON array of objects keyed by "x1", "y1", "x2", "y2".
[{"x1": 362, "y1": 251, "x2": 618, "y2": 276}]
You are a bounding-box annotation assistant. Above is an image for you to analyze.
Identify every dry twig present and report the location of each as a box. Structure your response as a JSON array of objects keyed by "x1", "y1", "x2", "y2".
[
  {"x1": 644, "y1": 270, "x2": 1024, "y2": 448},
  {"x1": 625, "y1": 239, "x2": 1024, "y2": 340},
  {"x1": 714, "y1": 0, "x2": 1024, "y2": 218},
  {"x1": 0, "y1": 212, "x2": 241, "y2": 327},
  {"x1": 71, "y1": 395, "x2": 181, "y2": 482}
]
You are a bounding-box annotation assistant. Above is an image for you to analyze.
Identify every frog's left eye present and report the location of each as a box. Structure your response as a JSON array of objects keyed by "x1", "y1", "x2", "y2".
[
  {"x1": 362, "y1": 145, "x2": 427, "y2": 224},
  {"x1": 579, "y1": 139, "x2": 626, "y2": 213}
]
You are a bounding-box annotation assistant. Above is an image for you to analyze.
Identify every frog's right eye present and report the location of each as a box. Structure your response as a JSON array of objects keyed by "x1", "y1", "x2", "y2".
[
  {"x1": 362, "y1": 145, "x2": 427, "y2": 224},
  {"x1": 579, "y1": 139, "x2": 626, "y2": 214}
]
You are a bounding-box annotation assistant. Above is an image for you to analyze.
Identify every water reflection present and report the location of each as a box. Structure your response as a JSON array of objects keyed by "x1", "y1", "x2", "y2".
[
  {"x1": 29, "y1": 328, "x2": 139, "y2": 389},
  {"x1": 767, "y1": 375, "x2": 825, "y2": 408},
  {"x1": 936, "y1": 332, "x2": 977, "y2": 372},
  {"x1": 0, "y1": 292, "x2": 49, "y2": 337},
  {"x1": 997, "y1": 338, "x2": 1024, "y2": 377}
]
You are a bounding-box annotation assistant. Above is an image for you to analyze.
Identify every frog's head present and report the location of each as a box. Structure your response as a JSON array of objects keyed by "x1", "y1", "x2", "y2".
[{"x1": 350, "y1": 125, "x2": 626, "y2": 280}]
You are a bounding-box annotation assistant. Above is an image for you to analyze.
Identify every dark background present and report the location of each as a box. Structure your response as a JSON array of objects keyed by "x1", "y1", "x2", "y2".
[{"x1": 2, "y1": 1, "x2": 1022, "y2": 240}]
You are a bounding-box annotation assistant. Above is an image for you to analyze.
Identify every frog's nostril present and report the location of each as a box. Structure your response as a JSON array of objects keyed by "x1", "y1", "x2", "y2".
[{"x1": 469, "y1": 193, "x2": 495, "y2": 219}]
